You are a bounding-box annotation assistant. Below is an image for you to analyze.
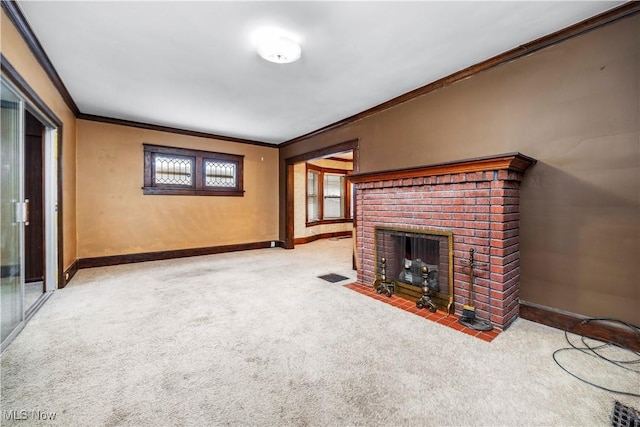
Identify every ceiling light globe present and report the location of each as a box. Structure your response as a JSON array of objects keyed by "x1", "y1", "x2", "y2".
[{"x1": 256, "y1": 35, "x2": 301, "y2": 64}]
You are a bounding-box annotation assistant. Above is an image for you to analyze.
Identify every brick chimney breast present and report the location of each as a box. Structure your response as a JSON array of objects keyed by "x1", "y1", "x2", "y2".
[{"x1": 349, "y1": 153, "x2": 536, "y2": 330}]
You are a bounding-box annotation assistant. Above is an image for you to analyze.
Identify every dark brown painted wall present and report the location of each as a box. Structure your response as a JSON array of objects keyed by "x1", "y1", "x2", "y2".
[{"x1": 280, "y1": 15, "x2": 640, "y2": 324}]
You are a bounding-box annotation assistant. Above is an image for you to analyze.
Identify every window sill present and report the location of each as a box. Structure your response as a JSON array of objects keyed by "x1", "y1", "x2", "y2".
[
  {"x1": 142, "y1": 187, "x2": 244, "y2": 197},
  {"x1": 306, "y1": 218, "x2": 354, "y2": 227}
]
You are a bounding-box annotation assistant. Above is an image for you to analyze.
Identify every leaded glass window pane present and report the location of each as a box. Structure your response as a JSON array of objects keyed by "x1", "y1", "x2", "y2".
[
  {"x1": 154, "y1": 155, "x2": 193, "y2": 186},
  {"x1": 143, "y1": 144, "x2": 244, "y2": 196},
  {"x1": 205, "y1": 160, "x2": 236, "y2": 188}
]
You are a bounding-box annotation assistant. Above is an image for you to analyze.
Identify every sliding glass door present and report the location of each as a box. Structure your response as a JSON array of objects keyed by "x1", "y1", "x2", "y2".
[
  {"x1": 1, "y1": 80, "x2": 25, "y2": 346},
  {"x1": 1, "y1": 73, "x2": 59, "y2": 352}
]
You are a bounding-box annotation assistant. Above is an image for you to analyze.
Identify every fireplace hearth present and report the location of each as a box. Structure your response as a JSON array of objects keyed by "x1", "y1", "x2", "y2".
[{"x1": 349, "y1": 153, "x2": 536, "y2": 330}]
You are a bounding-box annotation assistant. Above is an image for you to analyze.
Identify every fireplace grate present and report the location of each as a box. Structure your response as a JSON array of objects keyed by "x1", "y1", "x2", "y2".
[{"x1": 612, "y1": 401, "x2": 640, "y2": 427}]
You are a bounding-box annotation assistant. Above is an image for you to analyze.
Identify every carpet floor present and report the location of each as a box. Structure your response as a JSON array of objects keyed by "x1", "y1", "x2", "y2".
[{"x1": 1, "y1": 238, "x2": 638, "y2": 426}]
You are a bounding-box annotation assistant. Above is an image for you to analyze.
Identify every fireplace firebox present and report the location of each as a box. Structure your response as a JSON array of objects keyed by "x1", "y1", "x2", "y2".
[{"x1": 374, "y1": 227, "x2": 453, "y2": 312}]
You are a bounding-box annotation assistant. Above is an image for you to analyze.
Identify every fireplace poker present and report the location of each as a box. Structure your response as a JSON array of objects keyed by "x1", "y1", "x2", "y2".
[
  {"x1": 462, "y1": 248, "x2": 476, "y2": 320},
  {"x1": 459, "y1": 248, "x2": 493, "y2": 331}
]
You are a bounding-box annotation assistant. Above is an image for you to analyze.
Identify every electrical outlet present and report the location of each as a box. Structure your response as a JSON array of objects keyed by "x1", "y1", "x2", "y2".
[{"x1": 270, "y1": 241, "x2": 275, "y2": 248}]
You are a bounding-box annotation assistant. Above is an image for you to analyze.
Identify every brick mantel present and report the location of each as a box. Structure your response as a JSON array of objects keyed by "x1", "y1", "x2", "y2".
[
  {"x1": 350, "y1": 152, "x2": 536, "y2": 330},
  {"x1": 349, "y1": 152, "x2": 536, "y2": 184}
]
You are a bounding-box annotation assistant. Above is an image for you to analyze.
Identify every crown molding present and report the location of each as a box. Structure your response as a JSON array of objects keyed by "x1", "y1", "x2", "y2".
[
  {"x1": 77, "y1": 113, "x2": 276, "y2": 148},
  {"x1": 1, "y1": 0, "x2": 80, "y2": 115},
  {"x1": 280, "y1": 1, "x2": 640, "y2": 149}
]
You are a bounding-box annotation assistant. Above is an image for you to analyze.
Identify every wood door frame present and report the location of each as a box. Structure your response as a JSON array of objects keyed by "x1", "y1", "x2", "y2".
[{"x1": 283, "y1": 139, "x2": 359, "y2": 249}]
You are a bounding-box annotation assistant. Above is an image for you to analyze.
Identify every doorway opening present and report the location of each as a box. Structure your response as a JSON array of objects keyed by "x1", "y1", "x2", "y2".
[
  {"x1": 293, "y1": 151, "x2": 354, "y2": 244},
  {"x1": 24, "y1": 110, "x2": 46, "y2": 311},
  {"x1": 284, "y1": 139, "x2": 359, "y2": 268}
]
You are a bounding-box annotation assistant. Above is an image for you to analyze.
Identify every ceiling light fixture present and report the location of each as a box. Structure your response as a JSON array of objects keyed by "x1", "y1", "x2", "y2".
[{"x1": 254, "y1": 29, "x2": 301, "y2": 64}]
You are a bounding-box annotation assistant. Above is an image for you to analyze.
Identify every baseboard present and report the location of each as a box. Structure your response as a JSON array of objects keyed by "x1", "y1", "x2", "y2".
[
  {"x1": 62, "y1": 259, "x2": 79, "y2": 288},
  {"x1": 519, "y1": 300, "x2": 640, "y2": 352},
  {"x1": 294, "y1": 231, "x2": 352, "y2": 245},
  {"x1": 77, "y1": 240, "x2": 284, "y2": 269}
]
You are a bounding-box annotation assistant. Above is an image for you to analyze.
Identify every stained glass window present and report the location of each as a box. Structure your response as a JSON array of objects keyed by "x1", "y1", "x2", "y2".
[
  {"x1": 143, "y1": 144, "x2": 243, "y2": 196},
  {"x1": 205, "y1": 160, "x2": 236, "y2": 188},
  {"x1": 154, "y1": 155, "x2": 194, "y2": 186}
]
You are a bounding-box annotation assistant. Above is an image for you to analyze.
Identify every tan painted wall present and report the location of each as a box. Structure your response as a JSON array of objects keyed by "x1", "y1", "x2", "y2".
[
  {"x1": 76, "y1": 120, "x2": 279, "y2": 258},
  {"x1": 1, "y1": 9, "x2": 77, "y2": 272},
  {"x1": 280, "y1": 15, "x2": 640, "y2": 323},
  {"x1": 293, "y1": 159, "x2": 353, "y2": 239}
]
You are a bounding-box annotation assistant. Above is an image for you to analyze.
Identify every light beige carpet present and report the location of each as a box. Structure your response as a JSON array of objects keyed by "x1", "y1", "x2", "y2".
[{"x1": 1, "y1": 238, "x2": 638, "y2": 426}]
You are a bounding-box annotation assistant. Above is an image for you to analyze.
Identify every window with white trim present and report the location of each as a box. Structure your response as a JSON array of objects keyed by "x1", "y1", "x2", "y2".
[
  {"x1": 307, "y1": 170, "x2": 319, "y2": 222},
  {"x1": 323, "y1": 173, "x2": 345, "y2": 219},
  {"x1": 306, "y1": 164, "x2": 352, "y2": 225}
]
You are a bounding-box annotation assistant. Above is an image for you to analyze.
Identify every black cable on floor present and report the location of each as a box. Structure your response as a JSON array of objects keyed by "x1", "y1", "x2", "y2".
[{"x1": 552, "y1": 317, "x2": 640, "y2": 398}]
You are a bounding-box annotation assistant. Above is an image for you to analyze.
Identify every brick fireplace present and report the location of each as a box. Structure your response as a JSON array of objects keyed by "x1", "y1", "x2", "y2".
[{"x1": 349, "y1": 153, "x2": 536, "y2": 330}]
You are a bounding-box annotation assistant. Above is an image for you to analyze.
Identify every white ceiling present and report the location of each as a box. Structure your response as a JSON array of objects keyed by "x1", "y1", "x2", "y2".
[{"x1": 17, "y1": 1, "x2": 624, "y2": 145}]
